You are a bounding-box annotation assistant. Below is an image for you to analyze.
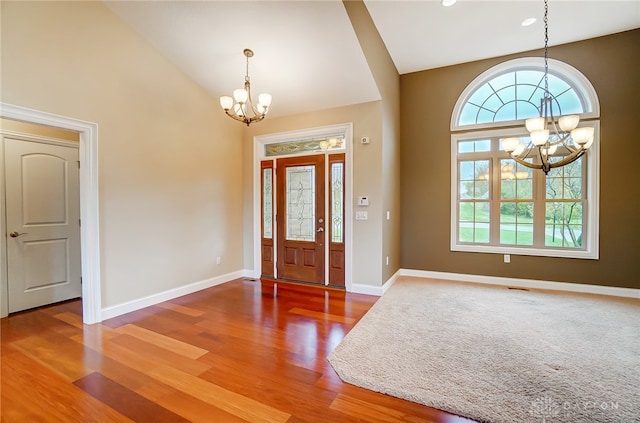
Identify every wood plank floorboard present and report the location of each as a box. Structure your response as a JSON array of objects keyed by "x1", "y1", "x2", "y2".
[
  {"x1": 135, "y1": 381, "x2": 249, "y2": 423},
  {"x1": 73, "y1": 372, "x2": 191, "y2": 423},
  {"x1": 1, "y1": 278, "x2": 475, "y2": 422}
]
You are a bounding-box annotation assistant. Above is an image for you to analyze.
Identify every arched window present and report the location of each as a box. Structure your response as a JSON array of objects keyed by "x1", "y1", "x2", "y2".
[{"x1": 450, "y1": 58, "x2": 600, "y2": 259}]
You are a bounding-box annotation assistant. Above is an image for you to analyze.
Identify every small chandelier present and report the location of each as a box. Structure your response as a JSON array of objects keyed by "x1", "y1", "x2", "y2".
[
  {"x1": 220, "y1": 49, "x2": 272, "y2": 126},
  {"x1": 501, "y1": 0, "x2": 594, "y2": 175}
]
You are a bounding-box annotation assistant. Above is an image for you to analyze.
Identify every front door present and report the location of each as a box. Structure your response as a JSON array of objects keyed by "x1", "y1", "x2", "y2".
[
  {"x1": 276, "y1": 155, "x2": 325, "y2": 284},
  {"x1": 4, "y1": 137, "x2": 81, "y2": 313}
]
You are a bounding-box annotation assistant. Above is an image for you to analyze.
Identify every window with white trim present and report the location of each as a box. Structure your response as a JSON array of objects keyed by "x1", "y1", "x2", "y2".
[{"x1": 451, "y1": 58, "x2": 599, "y2": 259}]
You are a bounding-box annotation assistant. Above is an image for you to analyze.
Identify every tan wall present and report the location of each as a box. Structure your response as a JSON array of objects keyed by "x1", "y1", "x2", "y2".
[
  {"x1": 1, "y1": 1, "x2": 244, "y2": 308},
  {"x1": 241, "y1": 0, "x2": 399, "y2": 290},
  {"x1": 1, "y1": 118, "x2": 80, "y2": 142},
  {"x1": 343, "y1": 0, "x2": 401, "y2": 283},
  {"x1": 400, "y1": 29, "x2": 640, "y2": 289},
  {"x1": 243, "y1": 101, "x2": 384, "y2": 287}
]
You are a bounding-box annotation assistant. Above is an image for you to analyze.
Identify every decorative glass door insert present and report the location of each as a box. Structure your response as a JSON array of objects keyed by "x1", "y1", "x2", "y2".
[
  {"x1": 285, "y1": 165, "x2": 316, "y2": 241},
  {"x1": 261, "y1": 161, "x2": 274, "y2": 277},
  {"x1": 328, "y1": 153, "x2": 345, "y2": 287}
]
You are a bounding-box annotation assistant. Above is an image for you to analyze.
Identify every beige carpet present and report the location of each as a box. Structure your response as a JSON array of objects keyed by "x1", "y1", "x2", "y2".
[{"x1": 328, "y1": 277, "x2": 640, "y2": 423}]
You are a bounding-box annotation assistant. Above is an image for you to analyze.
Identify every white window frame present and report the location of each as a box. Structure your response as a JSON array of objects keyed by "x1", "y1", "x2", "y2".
[
  {"x1": 450, "y1": 59, "x2": 600, "y2": 260},
  {"x1": 451, "y1": 57, "x2": 600, "y2": 132}
]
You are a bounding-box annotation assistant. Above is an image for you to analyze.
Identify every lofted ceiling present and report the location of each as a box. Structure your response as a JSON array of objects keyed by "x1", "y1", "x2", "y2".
[{"x1": 104, "y1": 0, "x2": 640, "y2": 119}]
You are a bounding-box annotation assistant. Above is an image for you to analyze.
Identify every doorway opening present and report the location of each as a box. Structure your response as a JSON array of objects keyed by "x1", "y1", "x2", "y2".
[
  {"x1": 0, "y1": 103, "x2": 101, "y2": 324},
  {"x1": 253, "y1": 123, "x2": 352, "y2": 290}
]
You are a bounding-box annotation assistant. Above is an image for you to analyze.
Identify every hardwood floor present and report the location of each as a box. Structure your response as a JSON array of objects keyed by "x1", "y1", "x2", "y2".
[{"x1": 1, "y1": 278, "x2": 474, "y2": 422}]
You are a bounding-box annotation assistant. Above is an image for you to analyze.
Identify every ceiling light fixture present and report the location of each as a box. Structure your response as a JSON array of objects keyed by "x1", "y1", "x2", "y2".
[
  {"x1": 441, "y1": 0, "x2": 457, "y2": 7},
  {"x1": 501, "y1": 0, "x2": 594, "y2": 174},
  {"x1": 220, "y1": 49, "x2": 272, "y2": 126}
]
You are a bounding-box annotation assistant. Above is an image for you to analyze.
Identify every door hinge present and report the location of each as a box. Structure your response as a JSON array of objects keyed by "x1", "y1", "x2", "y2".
[
  {"x1": 79, "y1": 219, "x2": 81, "y2": 227},
  {"x1": 77, "y1": 160, "x2": 80, "y2": 169}
]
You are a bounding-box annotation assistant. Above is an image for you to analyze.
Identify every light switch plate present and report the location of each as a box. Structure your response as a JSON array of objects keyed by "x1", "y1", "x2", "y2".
[{"x1": 355, "y1": 211, "x2": 368, "y2": 220}]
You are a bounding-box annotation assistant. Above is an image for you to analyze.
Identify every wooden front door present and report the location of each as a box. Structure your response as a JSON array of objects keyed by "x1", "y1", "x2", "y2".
[
  {"x1": 276, "y1": 155, "x2": 325, "y2": 284},
  {"x1": 4, "y1": 137, "x2": 81, "y2": 313},
  {"x1": 261, "y1": 152, "x2": 345, "y2": 287}
]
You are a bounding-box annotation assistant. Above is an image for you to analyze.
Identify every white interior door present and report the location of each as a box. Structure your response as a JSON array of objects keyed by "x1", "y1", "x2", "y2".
[{"x1": 4, "y1": 137, "x2": 81, "y2": 313}]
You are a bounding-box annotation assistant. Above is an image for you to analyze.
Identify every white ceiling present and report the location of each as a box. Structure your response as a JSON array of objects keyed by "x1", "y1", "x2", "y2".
[{"x1": 104, "y1": 0, "x2": 640, "y2": 119}]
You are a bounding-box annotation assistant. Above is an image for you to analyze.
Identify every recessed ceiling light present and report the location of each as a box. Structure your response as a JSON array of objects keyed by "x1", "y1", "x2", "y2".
[
  {"x1": 442, "y1": 0, "x2": 457, "y2": 7},
  {"x1": 522, "y1": 17, "x2": 537, "y2": 27}
]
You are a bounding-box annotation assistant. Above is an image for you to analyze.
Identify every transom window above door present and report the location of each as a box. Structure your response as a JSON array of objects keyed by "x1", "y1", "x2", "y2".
[{"x1": 265, "y1": 136, "x2": 345, "y2": 157}]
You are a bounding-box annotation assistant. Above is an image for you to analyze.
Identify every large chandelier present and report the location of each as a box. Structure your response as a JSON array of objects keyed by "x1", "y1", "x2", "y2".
[
  {"x1": 501, "y1": 0, "x2": 594, "y2": 174},
  {"x1": 220, "y1": 49, "x2": 272, "y2": 126}
]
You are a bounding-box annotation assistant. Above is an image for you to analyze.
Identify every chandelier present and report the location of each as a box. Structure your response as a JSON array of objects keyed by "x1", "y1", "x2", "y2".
[
  {"x1": 501, "y1": 0, "x2": 594, "y2": 175},
  {"x1": 220, "y1": 49, "x2": 272, "y2": 126}
]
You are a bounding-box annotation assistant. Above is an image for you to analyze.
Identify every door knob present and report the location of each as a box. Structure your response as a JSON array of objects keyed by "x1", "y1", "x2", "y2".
[
  {"x1": 316, "y1": 227, "x2": 324, "y2": 233},
  {"x1": 9, "y1": 231, "x2": 27, "y2": 238}
]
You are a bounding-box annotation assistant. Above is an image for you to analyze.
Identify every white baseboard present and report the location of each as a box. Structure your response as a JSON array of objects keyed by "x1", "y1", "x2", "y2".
[
  {"x1": 101, "y1": 270, "x2": 244, "y2": 321},
  {"x1": 241, "y1": 269, "x2": 261, "y2": 279},
  {"x1": 351, "y1": 270, "x2": 401, "y2": 296},
  {"x1": 99, "y1": 269, "x2": 638, "y2": 322},
  {"x1": 351, "y1": 284, "x2": 384, "y2": 296},
  {"x1": 400, "y1": 269, "x2": 640, "y2": 299}
]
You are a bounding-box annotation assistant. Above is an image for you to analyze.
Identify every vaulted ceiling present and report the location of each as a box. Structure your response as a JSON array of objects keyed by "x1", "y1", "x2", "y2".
[{"x1": 104, "y1": 1, "x2": 640, "y2": 119}]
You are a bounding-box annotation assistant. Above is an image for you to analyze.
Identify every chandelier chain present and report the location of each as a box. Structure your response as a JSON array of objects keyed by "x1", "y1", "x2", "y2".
[
  {"x1": 245, "y1": 54, "x2": 250, "y2": 83},
  {"x1": 543, "y1": 0, "x2": 549, "y2": 95},
  {"x1": 500, "y1": 0, "x2": 594, "y2": 175}
]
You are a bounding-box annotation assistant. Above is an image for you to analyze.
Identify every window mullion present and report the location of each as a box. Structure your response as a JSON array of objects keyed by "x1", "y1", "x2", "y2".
[
  {"x1": 490, "y1": 148, "x2": 501, "y2": 245},
  {"x1": 533, "y1": 166, "x2": 546, "y2": 246}
]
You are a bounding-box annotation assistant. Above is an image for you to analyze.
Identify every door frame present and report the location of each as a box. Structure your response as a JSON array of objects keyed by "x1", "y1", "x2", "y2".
[
  {"x1": 253, "y1": 123, "x2": 353, "y2": 291},
  {"x1": 1, "y1": 103, "x2": 101, "y2": 324}
]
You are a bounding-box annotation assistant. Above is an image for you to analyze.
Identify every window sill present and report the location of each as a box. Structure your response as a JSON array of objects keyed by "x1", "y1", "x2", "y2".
[{"x1": 451, "y1": 243, "x2": 599, "y2": 260}]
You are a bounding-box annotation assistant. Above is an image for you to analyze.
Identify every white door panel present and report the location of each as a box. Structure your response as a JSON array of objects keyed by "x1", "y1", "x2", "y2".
[{"x1": 4, "y1": 137, "x2": 81, "y2": 313}]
